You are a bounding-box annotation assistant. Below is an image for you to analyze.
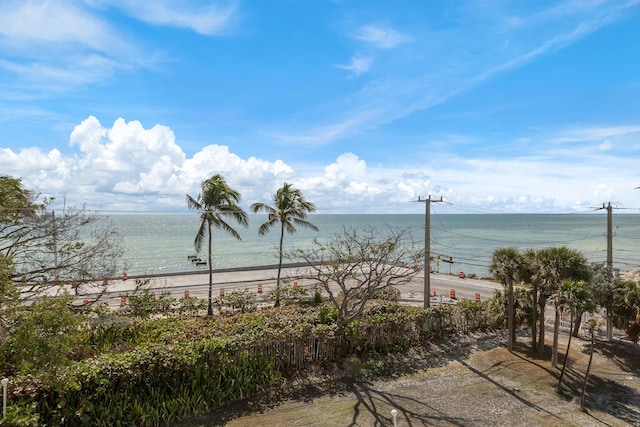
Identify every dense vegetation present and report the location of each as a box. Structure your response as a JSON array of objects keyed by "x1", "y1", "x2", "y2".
[{"x1": 0, "y1": 287, "x2": 496, "y2": 426}]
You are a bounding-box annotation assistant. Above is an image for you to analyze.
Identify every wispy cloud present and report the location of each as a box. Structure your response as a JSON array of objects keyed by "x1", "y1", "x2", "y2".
[
  {"x1": 0, "y1": 1, "x2": 123, "y2": 53},
  {"x1": 0, "y1": 1, "x2": 142, "y2": 92},
  {"x1": 0, "y1": 0, "x2": 238, "y2": 95},
  {"x1": 267, "y1": 112, "x2": 377, "y2": 146},
  {"x1": 278, "y1": 1, "x2": 640, "y2": 146},
  {"x1": 599, "y1": 140, "x2": 613, "y2": 150},
  {"x1": 548, "y1": 125, "x2": 640, "y2": 143},
  {"x1": 335, "y1": 56, "x2": 372, "y2": 76},
  {"x1": 354, "y1": 24, "x2": 411, "y2": 49},
  {"x1": 103, "y1": 0, "x2": 240, "y2": 35}
]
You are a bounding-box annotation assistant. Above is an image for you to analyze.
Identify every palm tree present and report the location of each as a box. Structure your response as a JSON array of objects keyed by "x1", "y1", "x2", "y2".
[
  {"x1": 521, "y1": 248, "x2": 540, "y2": 351},
  {"x1": 534, "y1": 246, "x2": 591, "y2": 367},
  {"x1": 251, "y1": 182, "x2": 318, "y2": 307},
  {"x1": 569, "y1": 278, "x2": 596, "y2": 337},
  {"x1": 186, "y1": 174, "x2": 248, "y2": 315},
  {"x1": 556, "y1": 279, "x2": 585, "y2": 393},
  {"x1": 490, "y1": 247, "x2": 523, "y2": 351},
  {"x1": 580, "y1": 318, "x2": 603, "y2": 411},
  {"x1": 622, "y1": 279, "x2": 640, "y2": 321}
]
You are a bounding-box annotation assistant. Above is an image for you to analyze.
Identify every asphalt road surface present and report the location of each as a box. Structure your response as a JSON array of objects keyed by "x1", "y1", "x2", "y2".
[{"x1": 76, "y1": 265, "x2": 502, "y2": 309}]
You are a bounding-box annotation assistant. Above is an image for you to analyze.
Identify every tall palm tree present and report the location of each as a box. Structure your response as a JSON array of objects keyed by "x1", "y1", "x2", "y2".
[
  {"x1": 251, "y1": 182, "x2": 318, "y2": 307},
  {"x1": 186, "y1": 174, "x2": 248, "y2": 315},
  {"x1": 490, "y1": 247, "x2": 523, "y2": 351}
]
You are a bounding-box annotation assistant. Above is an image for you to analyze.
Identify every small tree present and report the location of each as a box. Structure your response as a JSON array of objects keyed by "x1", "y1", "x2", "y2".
[
  {"x1": 297, "y1": 227, "x2": 421, "y2": 327},
  {"x1": 0, "y1": 175, "x2": 35, "y2": 223},
  {"x1": 126, "y1": 278, "x2": 175, "y2": 319},
  {"x1": 4, "y1": 294, "x2": 88, "y2": 380},
  {"x1": 1, "y1": 188, "x2": 126, "y2": 298},
  {"x1": 589, "y1": 263, "x2": 621, "y2": 341}
]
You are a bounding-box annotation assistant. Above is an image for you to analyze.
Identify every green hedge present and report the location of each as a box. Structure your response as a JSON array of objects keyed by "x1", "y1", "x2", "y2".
[{"x1": 10, "y1": 338, "x2": 278, "y2": 426}]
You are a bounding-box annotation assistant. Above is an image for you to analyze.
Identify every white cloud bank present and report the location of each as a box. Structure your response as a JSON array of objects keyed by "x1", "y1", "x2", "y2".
[{"x1": 1, "y1": 116, "x2": 639, "y2": 214}]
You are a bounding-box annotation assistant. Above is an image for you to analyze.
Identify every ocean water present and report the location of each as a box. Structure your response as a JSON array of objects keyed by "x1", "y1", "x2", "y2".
[{"x1": 103, "y1": 213, "x2": 640, "y2": 278}]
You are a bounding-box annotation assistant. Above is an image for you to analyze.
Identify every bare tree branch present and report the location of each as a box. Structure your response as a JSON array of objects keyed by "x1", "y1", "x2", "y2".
[{"x1": 296, "y1": 226, "x2": 421, "y2": 327}]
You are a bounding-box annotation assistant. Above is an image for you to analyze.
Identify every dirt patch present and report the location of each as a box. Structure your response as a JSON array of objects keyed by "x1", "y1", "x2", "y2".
[{"x1": 180, "y1": 331, "x2": 640, "y2": 426}]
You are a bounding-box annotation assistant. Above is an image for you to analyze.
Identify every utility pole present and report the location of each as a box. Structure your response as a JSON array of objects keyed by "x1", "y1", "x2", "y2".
[
  {"x1": 415, "y1": 195, "x2": 443, "y2": 308},
  {"x1": 606, "y1": 202, "x2": 613, "y2": 271},
  {"x1": 596, "y1": 202, "x2": 613, "y2": 270},
  {"x1": 52, "y1": 210, "x2": 59, "y2": 283},
  {"x1": 595, "y1": 202, "x2": 614, "y2": 341}
]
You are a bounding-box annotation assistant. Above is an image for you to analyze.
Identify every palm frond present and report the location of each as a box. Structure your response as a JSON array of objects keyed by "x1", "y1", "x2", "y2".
[{"x1": 292, "y1": 218, "x2": 319, "y2": 232}]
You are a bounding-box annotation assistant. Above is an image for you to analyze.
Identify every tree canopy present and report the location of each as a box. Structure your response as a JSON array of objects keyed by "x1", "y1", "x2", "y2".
[{"x1": 297, "y1": 227, "x2": 421, "y2": 327}]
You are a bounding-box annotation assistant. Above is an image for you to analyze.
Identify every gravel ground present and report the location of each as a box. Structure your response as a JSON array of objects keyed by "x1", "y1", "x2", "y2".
[{"x1": 180, "y1": 331, "x2": 640, "y2": 427}]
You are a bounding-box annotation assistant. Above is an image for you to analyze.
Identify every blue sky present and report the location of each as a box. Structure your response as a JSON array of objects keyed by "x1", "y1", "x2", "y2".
[{"x1": 1, "y1": 0, "x2": 640, "y2": 214}]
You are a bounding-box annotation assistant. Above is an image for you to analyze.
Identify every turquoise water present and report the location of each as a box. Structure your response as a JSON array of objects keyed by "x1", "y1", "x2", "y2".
[{"x1": 104, "y1": 213, "x2": 640, "y2": 278}]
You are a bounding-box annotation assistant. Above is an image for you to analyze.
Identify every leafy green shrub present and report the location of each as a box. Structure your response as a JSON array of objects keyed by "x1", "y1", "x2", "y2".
[
  {"x1": 456, "y1": 300, "x2": 490, "y2": 332},
  {"x1": 317, "y1": 306, "x2": 338, "y2": 324},
  {"x1": 177, "y1": 296, "x2": 207, "y2": 318},
  {"x1": 484, "y1": 288, "x2": 531, "y2": 330},
  {"x1": 313, "y1": 289, "x2": 324, "y2": 304},
  {"x1": 221, "y1": 288, "x2": 256, "y2": 313},
  {"x1": 124, "y1": 279, "x2": 177, "y2": 318},
  {"x1": 2, "y1": 402, "x2": 40, "y2": 426},
  {"x1": 88, "y1": 312, "x2": 137, "y2": 352},
  {"x1": 373, "y1": 285, "x2": 401, "y2": 302},
  {"x1": 271, "y1": 284, "x2": 309, "y2": 305},
  {"x1": 5, "y1": 294, "x2": 89, "y2": 378}
]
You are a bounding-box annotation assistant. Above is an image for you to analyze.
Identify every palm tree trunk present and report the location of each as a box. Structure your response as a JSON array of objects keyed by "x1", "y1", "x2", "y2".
[
  {"x1": 508, "y1": 281, "x2": 514, "y2": 351},
  {"x1": 207, "y1": 224, "x2": 213, "y2": 315},
  {"x1": 274, "y1": 223, "x2": 285, "y2": 308},
  {"x1": 580, "y1": 327, "x2": 596, "y2": 411},
  {"x1": 552, "y1": 302, "x2": 560, "y2": 367},
  {"x1": 572, "y1": 310, "x2": 583, "y2": 337},
  {"x1": 557, "y1": 307, "x2": 574, "y2": 392},
  {"x1": 532, "y1": 285, "x2": 538, "y2": 351},
  {"x1": 537, "y1": 296, "x2": 546, "y2": 353}
]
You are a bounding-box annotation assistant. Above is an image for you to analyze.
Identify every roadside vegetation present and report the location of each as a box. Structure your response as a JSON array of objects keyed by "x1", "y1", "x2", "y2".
[{"x1": 1, "y1": 174, "x2": 640, "y2": 425}]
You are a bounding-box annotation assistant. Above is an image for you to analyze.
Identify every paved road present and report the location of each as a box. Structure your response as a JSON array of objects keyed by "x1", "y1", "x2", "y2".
[{"x1": 77, "y1": 265, "x2": 502, "y2": 308}]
